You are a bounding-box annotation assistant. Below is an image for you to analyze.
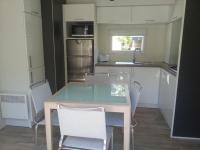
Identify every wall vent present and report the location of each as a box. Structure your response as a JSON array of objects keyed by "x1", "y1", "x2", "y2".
[{"x1": 0, "y1": 93, "x2": 29, "y2": 120}]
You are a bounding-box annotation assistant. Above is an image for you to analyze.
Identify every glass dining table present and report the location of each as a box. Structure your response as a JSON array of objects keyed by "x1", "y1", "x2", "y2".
[{"x1": 44, "y1": 82, "x2": 131, "y2": 150}]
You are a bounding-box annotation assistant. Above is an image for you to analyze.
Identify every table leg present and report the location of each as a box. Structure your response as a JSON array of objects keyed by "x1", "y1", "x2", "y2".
[
  {"x1": 124, "y1": 110, "x2": 131, "y2": 150},
  {"x1": 45, "y1": 103, "x2": 53, "y2": 150}
]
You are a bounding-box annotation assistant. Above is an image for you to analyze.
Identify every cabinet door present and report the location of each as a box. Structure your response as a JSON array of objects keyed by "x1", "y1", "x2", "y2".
[
  {"x1": 168, "y1": 74, "x2": 176, "y2": 127},
  {"x1": 159, "y1": 69, "x2": 176, "y2": 128},
  {"x1": 63, "y1": 4, "x2": 95, "y2": 21},
  {"x1": 30, "y1": 67, "x2": 45, "y2": 85},
  {"x1": 132, "y1": 6, "x2": 170, "y2": 24},
  {"x1": 95, "y1": 66, "x2": 131, "y2": 74},
  {"x1": 95, "y1": 66, "x2": 132, "y2": 87},
  {"x1": 133, "y1": 67, "x2": 160, "y2": 107},
  {"x1": 97, "y1": 7, "x2": 131, "y2": 24},
  {"x1": 25, "y1": 14, "x2": 44, "y2": 69},
  {"x1": 159, "y1": 70, "x2": 170, "y2": 123},
  {"x1": 95, "y1": 66, "x2": 111, "y2": 73},
  {"x1": 24, "y1": 0, "x2": 41, "y2": 16}
]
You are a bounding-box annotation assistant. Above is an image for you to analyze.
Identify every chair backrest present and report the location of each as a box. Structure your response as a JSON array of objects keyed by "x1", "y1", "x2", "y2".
[
  {"x1": 130, "y1": 81, "x2": 142, "y2": 116},
  {"x1": 85, "y1": 73, "x2": 109, "y2": 84},
  {"x1": 31, "y1": 82, "x2": 52, "y2": 114},
  {"x1": 57, "y1": 105, "x2": 107, "y2": 141},
  {"x1": 108, "y1": 72, "x2": 130, "y2": 84}
]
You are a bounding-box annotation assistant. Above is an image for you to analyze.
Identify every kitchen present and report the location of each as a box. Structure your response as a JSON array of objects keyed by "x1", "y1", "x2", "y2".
[
  {"x1": 0, "y1": 0, "x2": 200, "y2": 149},
  {"x1": 62, "y1": 0, "x2": 182, "y2": 130}
]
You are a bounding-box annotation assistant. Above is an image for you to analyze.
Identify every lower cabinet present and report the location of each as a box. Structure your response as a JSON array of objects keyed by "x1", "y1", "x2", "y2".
[
  {"x1": 159, "y1": 69, "x2": 177, "y2": 128},
  {"x1": 95, "y1": 66, "x2": 132, "y2": 74},
  {"x1": 133, "y1": 67, "x2": 160, "y2": 108},
  {"x1": 95, "y1": 66, "x2": 160, "y2": 108}
]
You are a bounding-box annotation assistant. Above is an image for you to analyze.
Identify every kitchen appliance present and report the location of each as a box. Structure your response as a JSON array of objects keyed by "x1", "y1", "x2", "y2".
[
  {"x1": 70, "y1": 22, "x2": 94, "y2": 37},
  {"x1": 67, "y1": 39, "x2": 94, "y2": 82},
  {"x1": 99, "y1": 54, "x2": 110, "y2": 62}
]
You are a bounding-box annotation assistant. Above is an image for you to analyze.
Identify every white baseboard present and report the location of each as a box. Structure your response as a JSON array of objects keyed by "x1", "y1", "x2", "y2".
[
  {"x1": 138, "y1": 103, "x2": 159, "y2": 108},
  {"x1": 171, "y1": 135, "x2": 200, "y2": 141}
]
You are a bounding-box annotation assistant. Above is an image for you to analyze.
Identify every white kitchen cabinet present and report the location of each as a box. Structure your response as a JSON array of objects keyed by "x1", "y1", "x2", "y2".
[
  {"x1": 95, "y1": 66, "x2": 132, "y2": 86},
  {"x1": 95, "y1": 66, "x2": 132, "y2": 88},
  {"x1": 0, "y1": 0, "x2": 45, "y2": 127},
  {"x1": 97, "y1": 5, "x2": 172, "y2": 24},
  {"x1": 63, "y1": 4, "x2": 95, "y2": 22},
  {"x1": 25, "y1": 13, "x2": 44, "y2": 69},
  {"x1": 132, "y1": 6, "x2": 170, "y2": 24},
  {"x1": 95, "y1": 66, "x2": 112, "y2": 73},
  {"x1": 95, "y1": 66, "x2": 160, "y2": 107},
  {"x1": 95, "y1": 66, "x2": 132, "y2": 76},
  {"x1": 159, "y1": 69, "x2": 176, "y2": 128},
  {"x1": 171, "y1": 0, "x2": 184, "y2": 21},
  {"x1": 0, "y1": 0, "x2": 44, "y2": 90},
  {"x1": 97, "y1": 7, "x2": 131, "y2": 24},
  {"x1": 133, "y1": 67, "x2": 160, "y2": 107},
  {"x1": 24, "y1": 0, "x2": 41, "y2": 16}
]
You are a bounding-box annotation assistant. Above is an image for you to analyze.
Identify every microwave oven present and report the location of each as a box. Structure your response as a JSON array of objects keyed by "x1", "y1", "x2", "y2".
[{"x1": 71, "y1": 22, "x2": 94, "y2": 37}]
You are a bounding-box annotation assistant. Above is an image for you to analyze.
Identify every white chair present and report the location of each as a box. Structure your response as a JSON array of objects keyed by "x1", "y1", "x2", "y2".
[
  {"x1": 105, "y1": 81, "x2": 142, "y2": 148},
  {"x1": 31, "y1": 82, "x2": 59, "y2": 145},
  {"x1": 57, "y1": 105, "x2": 113, "y2": 150},
  {"x1": 85, "y1": 73, "x2": 110, "y2": 84}
]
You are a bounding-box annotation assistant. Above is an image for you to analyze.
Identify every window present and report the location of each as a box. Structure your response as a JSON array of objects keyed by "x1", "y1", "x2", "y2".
[{"x1": 112, "y1": 35, "x2": 144, "y2": 52}]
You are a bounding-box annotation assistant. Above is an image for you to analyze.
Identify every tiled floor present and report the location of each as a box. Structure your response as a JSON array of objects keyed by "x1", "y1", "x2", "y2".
[{"x1": 0, "y1": 108, "x2": 199, "y2": 150}]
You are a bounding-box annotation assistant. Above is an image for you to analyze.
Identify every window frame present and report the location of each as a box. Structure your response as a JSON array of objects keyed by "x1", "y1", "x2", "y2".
[
  {"x1": 110, "y1": 29, "x2": 146, "y2": 53},
  {"x1": 111, "y1": 35, "x2": 145, "y2": 52}
]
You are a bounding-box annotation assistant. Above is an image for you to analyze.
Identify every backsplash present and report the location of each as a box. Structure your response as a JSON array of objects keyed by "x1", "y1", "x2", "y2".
[{"x1": 98, "y1": 24, "x2": 167, "y2": 62}]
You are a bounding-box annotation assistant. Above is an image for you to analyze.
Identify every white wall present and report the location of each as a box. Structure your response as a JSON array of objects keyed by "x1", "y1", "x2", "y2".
[
  {"x1": 98, "y1": 24, "x2": 167, "y2": 62},
  {"x1": 0, "y1": 0, "x2": 30, "y2": 92}
]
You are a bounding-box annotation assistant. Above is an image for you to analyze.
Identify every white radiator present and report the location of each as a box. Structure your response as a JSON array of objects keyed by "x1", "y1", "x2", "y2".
[{"x1": 0, "y1": 93, "x2": 29, "y2": 120}]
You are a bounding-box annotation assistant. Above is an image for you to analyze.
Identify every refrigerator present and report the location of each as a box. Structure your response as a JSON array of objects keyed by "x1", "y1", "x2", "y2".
[{"x1": 67, "y1": 39, "x2": 94, "y2": 82}]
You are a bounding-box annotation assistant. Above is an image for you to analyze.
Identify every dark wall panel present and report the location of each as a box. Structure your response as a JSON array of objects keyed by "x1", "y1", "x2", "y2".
[
  {"x1": 173, "y1": 0, "x2": 200, "y2": 137},
  {"x1": 53, "y1": 0, "x2": 65, "y2": 90},
  {"x1": 41, "y1": 0, "x2": 56, "y2": 93},
  {"x1": 41, "y1": 0, "x2": 65, "y2": 93}
]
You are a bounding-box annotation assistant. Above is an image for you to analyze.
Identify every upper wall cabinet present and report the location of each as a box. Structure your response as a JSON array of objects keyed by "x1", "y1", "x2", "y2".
[
  {"x1": 63, "y1": 4, "x2": 96, "y2": 22},
  {"x1": 170, "y1": 0, "x2": 184, "y2": 21},
  {"x1": 97, "y1": 5, "x2": 170, "y2": 24},
  {"x1": 132, "y1": 6, "x2": 170, "y2": 24},
  {"x1": 23, "y1": 0, "x2": 41, "y2": 16},
  {"x1": 97, "y1": 7, "x2": 131, "y2": 24}
]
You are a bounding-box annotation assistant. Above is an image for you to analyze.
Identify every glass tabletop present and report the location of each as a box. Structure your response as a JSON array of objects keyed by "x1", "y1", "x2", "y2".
[{"x1": 49, "y1": 82, "x2": 129, "y2": 104}]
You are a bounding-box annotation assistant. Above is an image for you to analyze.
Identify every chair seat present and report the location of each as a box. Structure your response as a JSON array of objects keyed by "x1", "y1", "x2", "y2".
[
  {"x1": 61, "y1": 127, "x2": 113, "y2": 150},
  {"x1": 106, "y1": 113, "x2": 124, "y2": 127},
  {"x1": 38, "y1": 110, "x2": 59, "y2": 126}
]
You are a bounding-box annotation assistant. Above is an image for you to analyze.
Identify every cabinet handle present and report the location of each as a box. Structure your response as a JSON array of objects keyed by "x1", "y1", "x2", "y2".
[
  {"x1": 29, "y1": 56, "x2": 32, "y2": 68},
  {"x1": 30, "y1": 72, "x2": 33, "y2": 84}
]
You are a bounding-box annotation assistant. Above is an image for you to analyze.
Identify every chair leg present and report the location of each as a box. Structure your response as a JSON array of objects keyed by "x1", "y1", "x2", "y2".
[
  {"x1": 111, "y1": 131, "x2": 114, "y2": 150},
  {"x1": 34, "y1": 124, "x2": 39, "y2": 148},
  {"x1": 131, "y1": 126, "x2": 134, "y2": 150}
]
